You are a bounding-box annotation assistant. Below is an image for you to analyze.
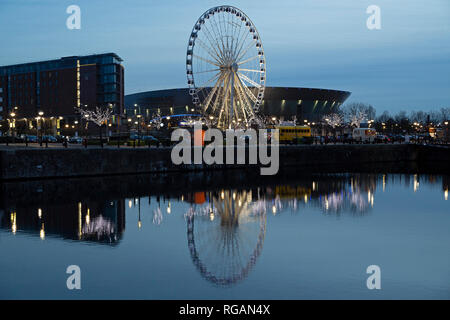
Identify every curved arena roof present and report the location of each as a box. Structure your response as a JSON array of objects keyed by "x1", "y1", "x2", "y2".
[{"x1": 125, "y1": 87, "x2": 351, "y2": 121}]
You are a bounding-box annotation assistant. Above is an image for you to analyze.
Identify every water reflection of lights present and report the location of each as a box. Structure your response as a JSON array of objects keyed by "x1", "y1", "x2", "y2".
[
  {"x1": 186, "y1": 190, "x2": 266, "y2": 286},
  {"x1": 128, "y1": 200, "x2": 133, "y2": 208},
  {"x1": 11, "y1": 212, "x2": 17, "y2": 234},
  {"x1": 78, "y1": 202, "x2": 82, "y2": 239},
  {"x1": 153, "y1": 207, "x2": 163, "y2": 225},
  {"x1": 38, "y1": 208, "x2": 42, "y2": 219},
  {"x1": 40, "y1": 223, "x2": 45, "y2": 240},
  {"x1": 445, "y1": 189, "x2": 448, "y2": 201},
  {"x1": 81, "y1": 216, "x2": 117, "y2": 241},
  {"x1": 414, "y1": 174, "x2": 419, "y2": 192},
  {"x1": 321, "y1": 190, "x2": 372, "y2": 214},
  {"x1": 349, "y1": 192, "x2": 369, "y2": 212}
]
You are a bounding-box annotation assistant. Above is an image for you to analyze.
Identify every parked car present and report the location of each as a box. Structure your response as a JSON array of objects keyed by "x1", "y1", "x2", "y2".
[
  {"x1": 374, "y1": 134, "x2": 390, "y2": 143},
  {"x1": 25, "y1": 135, "x2": 38, "y2": 143},
  {"x1": 141, "y1": 135, "x2": 158, "y2": 142},
  {"x1": 68, "y1": 136, "x2": 83, "y2": 144},
  {"x1": 42, "y1": 135, "x2": 57, "y2": 143},
  {"x1": 55, "y1": 135, "x2": 67, "y2": 143}
]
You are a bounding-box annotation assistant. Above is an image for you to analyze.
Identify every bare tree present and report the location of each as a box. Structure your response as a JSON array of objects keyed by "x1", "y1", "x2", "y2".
[
  {"x1": 150, "y1": 110, "x2": 163, "y2": 130},
  {"x1": 78, "y1": 106, "x2": 113, "y2": 127},
  {"x1": 323, "y1": 113, "x2": 343, "y2": 128},
  {"x1": 440, "y1": 107, "x2": 450, "y2": 122},
  {"x1": 349, "y1": 111, "x2": 367, "y2": 128},
  {"x1": 76, "y1": 106, "x2": 113, "y2": 148},
  {"x1": 343, "y1": 102, "x2": 376, "y2": 125},
  {"x1": 377, "y1": 110, "x2": 391, "y2": 123}
]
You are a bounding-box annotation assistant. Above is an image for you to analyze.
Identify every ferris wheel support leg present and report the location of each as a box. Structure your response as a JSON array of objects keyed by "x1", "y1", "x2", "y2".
[{"x1": 229, "y1": 73, "x2": 235, "y2": 129}]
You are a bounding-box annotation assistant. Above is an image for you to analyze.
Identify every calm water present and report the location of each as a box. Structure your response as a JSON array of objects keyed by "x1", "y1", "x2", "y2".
[{"x1": 0, "y1": 172, "x2": 449, "y2": 299}]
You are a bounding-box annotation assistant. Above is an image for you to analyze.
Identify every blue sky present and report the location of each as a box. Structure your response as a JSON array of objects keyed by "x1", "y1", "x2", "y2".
[{"x1": 0, "y1": 0, "x2": 449, "y2": 113}]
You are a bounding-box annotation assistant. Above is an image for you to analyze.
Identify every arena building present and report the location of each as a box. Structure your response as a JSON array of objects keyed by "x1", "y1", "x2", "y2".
[{"x1": 125, "y1": 87, "x2": 351, "y2": 122}]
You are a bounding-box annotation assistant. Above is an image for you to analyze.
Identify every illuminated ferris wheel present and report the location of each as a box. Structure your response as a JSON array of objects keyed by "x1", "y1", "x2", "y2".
[{"x1": 186, "y1": 5, "x2": 266, "y2": 129}]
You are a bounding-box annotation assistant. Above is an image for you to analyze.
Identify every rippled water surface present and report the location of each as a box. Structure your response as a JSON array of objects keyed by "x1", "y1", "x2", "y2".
[{"x1": 0, "y1": 172, "x2": 449, "y2": 299}]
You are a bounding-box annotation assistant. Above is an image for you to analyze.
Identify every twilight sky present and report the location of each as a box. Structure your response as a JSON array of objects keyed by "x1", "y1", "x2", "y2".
[{"x1": 0, "y1": 0, "x2": 449, "y2": 113}]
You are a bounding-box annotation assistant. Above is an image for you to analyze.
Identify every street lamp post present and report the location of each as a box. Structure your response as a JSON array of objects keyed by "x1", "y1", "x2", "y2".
[
  {"x1": 9, "y1": 112, "x2": 16, "y2": 145},
  {"x1": 38, "y1": 111, "x2": 44, "y2": 146},
  {"x1": 137, "y1": 115, "x2": 142, "y2": 147}
]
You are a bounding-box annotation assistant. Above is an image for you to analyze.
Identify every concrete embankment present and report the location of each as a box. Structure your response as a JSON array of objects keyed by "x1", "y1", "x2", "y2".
[{"x1": 0, "y1": 144, "x2": 449, "y2": 180}]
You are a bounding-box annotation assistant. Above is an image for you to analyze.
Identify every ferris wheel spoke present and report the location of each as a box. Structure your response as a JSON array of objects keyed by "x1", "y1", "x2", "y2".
[
  {"x1": 232, "y1": 24, "x2": 247, "y2": 60},
  {"x1": 194, "y1": 68, "x2": 221, "y2": 75},
  {"x1": 203, "y1": 19, "x2": 226, "y2": 57},
  {"x1": 237, "y1": 72, "x2": 262, "y2": 90},
  {"x1": 195, "y1": 72, "x2": 221, "y2": 95},
  {"x1": 193, "y1": 54, "x2": 220, "y2": 67},
  {"x1": 203, "y1": 72, "x2": 227, "y2": 113},
  {"x1": 196, "y1": 38, "x2": 224, "y2": 65},
  {"x1": 239, "y1": 68, "x2": 264, "y2": 73},
  {"x1": 233, "y1": 80, "x2": 249, "y2": 123},
  {"x1": 235, "y1": 78, "x2": 255, "y2": 118},
  {"x1": 210, "y1": 73, "x2": 227, "y2": 114},
  {"x1": 213, "y1": 13, "x2": 227, "y2": 56},
  {"x1": 236, "y1": 78, "x2": 254, "y2": 113},
  {"x1": 202, "y1": 25, "x2": 227, "y2": 62},
  {"x1": 236, "y1": 78, "x2": 259, "y2": 118},
  {"x1": 235, "y1": 37, "x2": 256, "y2": 63},
  {"x1": 230, "y1": 19, "x2": 244, "y2": 61},
  {"x1": 237, "y1": 55, "x2": 259, "y2": 66}
]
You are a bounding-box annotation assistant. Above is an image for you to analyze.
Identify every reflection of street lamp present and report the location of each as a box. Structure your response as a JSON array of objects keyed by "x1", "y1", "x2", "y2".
[{"x1": 137, "y1": 197, "x2": 142, "y2": 229}]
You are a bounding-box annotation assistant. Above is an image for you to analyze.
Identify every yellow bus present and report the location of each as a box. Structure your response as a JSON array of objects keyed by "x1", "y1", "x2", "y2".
[{"x1": 273, "y1": 125, "x2": 312, "y2": 144}]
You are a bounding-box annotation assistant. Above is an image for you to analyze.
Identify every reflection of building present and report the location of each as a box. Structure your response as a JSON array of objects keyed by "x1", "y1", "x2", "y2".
[
  {"x1": 0, "y1": 200, "x2": 125, "y2": 245},
  {"x1": 0, "y1": 53, "x2": 124, "y2": 123},
  {"x1": 125, "y1": 87, "x2": 351, "y2": 122}
]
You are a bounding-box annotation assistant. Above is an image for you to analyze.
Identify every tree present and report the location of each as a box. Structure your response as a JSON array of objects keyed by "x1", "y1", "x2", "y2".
[
  {"x1": 440, "y1": 107, "x2": 450, "y2": 122},
  {"x1": 342, "y1": 102, "x2": 375, "y2": 127},
  {"x1": 150, "y1": 110, "x2": 163, "y2": 130},
  {"x1": 323, "y1": 113, "x2": 343, "y2": 129},
  {"x1": 323, "y1": 113, "x2": 343, "y2": 138},
  {"x1": 377, "y1": 111, "x2": 391, "y2": 123},
  {"x1": 76, "y1": 106, "x2": 113, "y2": 148}
]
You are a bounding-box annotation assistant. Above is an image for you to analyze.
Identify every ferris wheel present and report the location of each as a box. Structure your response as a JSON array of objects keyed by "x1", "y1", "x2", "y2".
[{"x1": 186, "y1": 5, "x2": 266, "y2": 129}]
